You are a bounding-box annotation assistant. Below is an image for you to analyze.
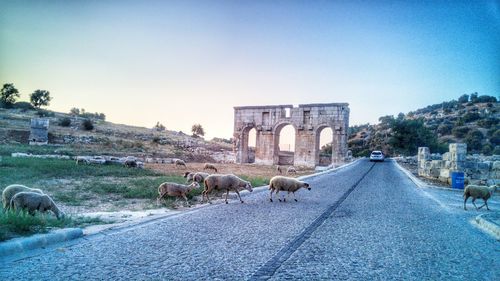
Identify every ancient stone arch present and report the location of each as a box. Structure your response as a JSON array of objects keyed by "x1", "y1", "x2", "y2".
[{"x1": 233, "y1": 103, "x2": 349, "y2": 168}]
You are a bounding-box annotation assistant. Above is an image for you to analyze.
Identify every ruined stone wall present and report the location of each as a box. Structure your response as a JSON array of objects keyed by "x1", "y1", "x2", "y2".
[
  {"x1": 233, "y1": 103, "x2": 349, "y2": 168},
  {"x1": 29, "y1": 118, "x2": 49, "y2": 145},
  {"x1": 418, "y1": 143, "x2": 499, "y2": 185}
]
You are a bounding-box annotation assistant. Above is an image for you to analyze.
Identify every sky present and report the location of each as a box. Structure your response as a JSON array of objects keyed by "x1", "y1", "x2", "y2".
[{"x1": 1, "y1": 0, "x2": 499, "y2": 143}]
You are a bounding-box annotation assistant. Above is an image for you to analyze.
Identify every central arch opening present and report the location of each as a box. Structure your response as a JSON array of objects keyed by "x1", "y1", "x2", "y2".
[
  {"x1": 247, "y1": 128, "x2": 256, "y2": 163},
  {"x1": 275, "y1": 124, "x2": 295, "y2": 165},
  {"x1": 316, "y1": 126, "x2": 333, "y2": 166}
]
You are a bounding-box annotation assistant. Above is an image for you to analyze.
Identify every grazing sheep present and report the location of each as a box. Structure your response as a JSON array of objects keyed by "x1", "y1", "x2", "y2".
[
  {"x1": 463, "y1": 184, "x2": 498, "y2": 210},
  {"x1": 174, "y1": 159, "x2": 186, "y2": 168},
  {"x1": 192, "y1": 172, "x2": 210, "y2": 184},
  {"x1": 276, "y1": 166, "x2": 283, "y2": 174},
  {"x1": 75, "y1": 156, "x2": 89, "y2": 165},
  {"x1": 203, "y1": 163, "x2": 218, "y2": 173},
  {"x1": 2, "y1": 184, "x2": 44, "y2": 211},
  {"x1": 124, "y1": 159, "x2": 137, "y2": 168},
  {"x1": 286, "y1": 166, "x2": 297, "y2": 175},
  {"x1": 269, "y1": 176, "x2": 311, "y2": 202},
  {"x1": 203, "y1": 174, "x2": 253, "y2": 204},
  {"x1": 183, "y1": 172, "x2": 195, "y2": 183},
  {"x1": 157, "y1": 182, "x2": 200, "y2": 207},
  {"x1": 10, "y1": 192, "x2": 65, "y2": 219}
]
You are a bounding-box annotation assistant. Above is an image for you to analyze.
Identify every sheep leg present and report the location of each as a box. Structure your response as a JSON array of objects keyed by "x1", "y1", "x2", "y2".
[
  {"x1": 472, "y1": 198, "x2": 479, "y2": 210},
  {"x1": 225, "y1": 190, "x2": 229, "y2": 204},
  {"x1": 485, "y1": 200, "x2": 490, "y2": 211},
  {"x1": 464, "y1": 196, "x2": 469, "y2": 210},
  {"x1": 269, "y1": 190, "x2": 274, "y2": 202},
  {"x1": 182, "y1": 194, "x2": 190, "y2": 207},
  {"x1": 276, "y1": 190, "x2": 282, "y2": 202},
  {"x1": 234, "y1": 190, "x2": 244, "y2": 203},
  {"x1": 293, "y1": 192, "x2": 298, "y2": 202}
]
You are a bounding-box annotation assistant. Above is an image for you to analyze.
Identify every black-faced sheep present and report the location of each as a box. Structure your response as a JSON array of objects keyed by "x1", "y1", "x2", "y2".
[
  {"x1": 276, "y1": 166, "x2": 283, "y2": 174},
  {"x1": 286, "y1": 166, "x2": 297, "y2": 175},
  {"x1": 174, "y1": 159, "x2": 186, "y2": 168},
  {"x1": 183, "y1": 172, "x2": 195, "y2": 183},
  {"x1": 2, "y1": 184, "x2": 44, "y2": 211},
  {"x1": 463, "y1": 184, "x2": 498, "y2": 210},
  {"x1": 157, "y1": 182, "x2": 200, "y2": 207},
  {"x1": 203, "y1": 163, "x2": 218, "y2": 173},
  {"x1": 269, "y1": 176, "x2": 311, "y2": 202},
  {"x1": 203, "y1": 174, "x2": 253, "y2": 204},
  {"x1": 10, "y1": 192, "x2": 65, "y2": 219}
]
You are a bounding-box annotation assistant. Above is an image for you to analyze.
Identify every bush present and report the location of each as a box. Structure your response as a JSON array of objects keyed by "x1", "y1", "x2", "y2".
[
  {"x1": 493, "y1": 146, "x2": 500, "y2": 155},
  {"x1": 477, "y1": 118, "x2": 498, "y2": 129},
  {"x1": 82, "y1": 119, "x2": 94, "y2": 131},
  {"x1": 490, "y1": 129, "x2": 500, "y2": 146},
  {"x1": 59, "y1": 117, "x2": 71, "y2": 127},
  {"x1": 36, "y1": 109, "x2": 55, "y2": 117},
  {"x1": 452, "y1": 126, "x2": 470, "y2": 138},
  {"x1": 436, "y1": 124, "x2": 453, "y2": 135},
  {"x1": 465, "y1": 130, "x2": 484, "y2": 152},
  {"x1": 481, "y1": 144, "x2": 493, "y2": 155},
  {"x1": 13, "y1": 101, "x2": 35, "y2": 110},
  {"x1": 461, "y1": 112, "x2": 481, "y2": 123}
]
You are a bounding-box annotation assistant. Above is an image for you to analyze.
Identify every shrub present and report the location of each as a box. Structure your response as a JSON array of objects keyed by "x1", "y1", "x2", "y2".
[
  {"x1": 481, "y1": 144, "x2": 493, "y2": 155},
  {"x1": 493, "y1": 146, "x2": 500, "y2": 155},
  {"x1": 490, "y1": 129, "x2": 500, "y2": 146},
  {"x1": 452, "y1": 126, "x2": 470, "y2": 138},
  {"x1": 59, "y1": 117, "x2": 71, "y2": 127},
  {"x1": 436, "y1": 124, "x2": 453, "y2": 135},
  {"x1": 82, "y1": 119, "x2": 94, "y2": 131},
  {"x1": 13, "y1": 101, "x2": 35, "y2": 110},
  {"x1": 36, "y1": 109, "x2": 55, "y2": 117},
  {"x1": 465, "y1": 130, "x2": 484, "y2": 152},
  {"x1": 461, "y1": 112, "x2": 481, "y2": 123},
  {"x1": 477, "y1": 118, "x2": 498, "y2": 129}
]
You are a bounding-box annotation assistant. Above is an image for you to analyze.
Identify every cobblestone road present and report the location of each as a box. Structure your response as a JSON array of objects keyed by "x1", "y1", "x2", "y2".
[{"x1": 1, "y1": 159, "x2": 498, "y2": 280}]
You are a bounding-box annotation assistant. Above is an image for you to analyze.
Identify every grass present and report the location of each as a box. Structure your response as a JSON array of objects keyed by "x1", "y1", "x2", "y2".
[
  {"x1": 0, "y1": 208, "x2": 105, "y2": 242},
  {"x1": 238, "y1": 175, "x2": 270, "y2": 188}
]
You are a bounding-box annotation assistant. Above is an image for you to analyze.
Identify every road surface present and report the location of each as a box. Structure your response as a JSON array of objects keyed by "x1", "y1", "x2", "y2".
[{"x1": 1, "y1": 159, "x2": 498, "y2": 280}]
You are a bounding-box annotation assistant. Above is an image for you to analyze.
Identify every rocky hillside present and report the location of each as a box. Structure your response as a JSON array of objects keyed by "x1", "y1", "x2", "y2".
[
  {"x1": 348, "y1": 93, "x2": 499, "y2": 157},
  {"x1": 0, "y1": 107, "x2": 233, "y2": 162}
]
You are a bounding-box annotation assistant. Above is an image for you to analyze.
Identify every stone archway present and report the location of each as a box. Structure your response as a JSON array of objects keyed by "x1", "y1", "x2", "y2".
[
  {"x1": 273, "y1": 122, "x2": 297, "y2": 165},
  {"x1": 233, "y1": 103, "x2": 349, "y2": 168}
]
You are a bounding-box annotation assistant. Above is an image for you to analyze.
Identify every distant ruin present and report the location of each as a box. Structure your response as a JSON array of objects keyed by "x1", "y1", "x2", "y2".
[
  {"x1": 29, "y1": 118, "x2": 49, "y2": 145},
  {"x1": 233, "y1": 103, "x2": 350, "y2": 168}
]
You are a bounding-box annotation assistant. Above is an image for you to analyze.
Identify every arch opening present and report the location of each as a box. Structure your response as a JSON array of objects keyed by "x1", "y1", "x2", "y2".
[
  {"x1": 316, "y1": 126, "x2": 334, "y2": 166},
  {"x1": 274, "y1": 124, "x2": 295, "y2": 165},
  {"x1": 241, "y1": 127, "x2": 257, "y2": 163}
]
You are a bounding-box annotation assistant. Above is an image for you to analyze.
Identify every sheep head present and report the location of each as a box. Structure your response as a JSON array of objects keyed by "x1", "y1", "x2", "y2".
[
  {"x1": 244, "y1": 181, "x2": 253, "y2": 192},
  {"x1": 187, "y1": 182, "x2": 200, "y2": 192},
  {"x1": 302, "y1": 182, "x2": 311, "y2": 191}
]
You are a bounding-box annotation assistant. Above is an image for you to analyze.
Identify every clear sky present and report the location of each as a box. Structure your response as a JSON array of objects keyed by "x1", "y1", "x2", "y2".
[{"x1": 1, "y1": 0, "x2": 499, "y2": 141}]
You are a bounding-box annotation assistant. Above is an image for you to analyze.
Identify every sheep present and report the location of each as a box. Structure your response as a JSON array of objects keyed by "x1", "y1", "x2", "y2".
[
  {"x1": 463, "y1": 184, "x2": 498, "y2": 210},
  {"x1": 286, "y1": 166, "x2": 297, "y2": 175},
  {"x1": 75, "y1": 156, "x2": 89, "y2": 165},
  {"x1": 269, "y1": 176, "x2": 311, "y2": 203},
  {"x1": 157, "y1": 182, "x2": 200, "y2": 207},
  {"x1": 183, "y1": 171, "x2": 195, "y2": 183},
  {"x1": 10, "y1": 192, "x2": 65, "y2": 219},
  {"x1": 203, "y1": 163, "x2": 218, "y2": 173},
  {"x1": 2, "y1": 184, "x2": 44, "y2": 211},
  {"x1": 174, "y1": 159, "x2": 186, "y2": 168},
  {"x1": 192, "y1": 172, "x2": 210, "y2": 184},
  {"x1": 203, "y1": 174, "x2": 253, "y2": 204},
  {"x1": 124, "y1": 159, "x2": 137, "y2": 168},
  {"x1": 276, "y1": 166, "x2": 283, "y2": 174}
]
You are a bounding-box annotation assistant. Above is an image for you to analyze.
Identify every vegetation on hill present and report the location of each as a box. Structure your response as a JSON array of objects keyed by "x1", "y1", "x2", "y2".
[{"x1": 348, "y1": 93, "x2": 499, "y2": 156}]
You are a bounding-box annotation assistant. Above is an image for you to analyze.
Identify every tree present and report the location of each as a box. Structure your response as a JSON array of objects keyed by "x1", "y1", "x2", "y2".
[
  {"x1": 30, "y1": 89, "x2": 51, "y2": 108},
  {"x1": 388, "y1": 118, "x2": 441, "y2": 155},
  {"x1": 70, "y1": 108, "x2": 80, "y2": 115},
  {"x1": 0, "y1": 83, "x2": 20, "y2": 107},
  {"x1": 154, "y1": 122, "x2": 165, "y2": 131},
  {"x1": 191, "y1": 124, "x2": 205, "y2": 137},
  {"x1": 458, "y1": 94, "x2": 469, "y2": 103}
]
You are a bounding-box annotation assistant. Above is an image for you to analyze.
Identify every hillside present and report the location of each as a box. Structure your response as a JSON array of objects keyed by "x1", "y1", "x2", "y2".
[
  {"x1": 0, "y1": 107, "x2": 233, "y2": 162},
  {"x1": 347, "y1": 93, "x2": 499, "y2": 156}
]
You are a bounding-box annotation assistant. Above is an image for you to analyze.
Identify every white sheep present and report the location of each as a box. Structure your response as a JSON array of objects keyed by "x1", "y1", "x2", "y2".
[
  {"x1": 2, "y1": 184, "x2": 44, "y2": 211},
  {"x1": 174, "y1": 159, "x2": 186, "y2": 168},
  {"x1": 157, "y1": 182, "x2": 200, "y2": 207},
  {"x1": 203, "y1": 163, "x2": 218, "y2": 173},
  {"x1": 10, "y1": 192, "x2": 65, "y2": 219},
  {"x1": 286, "y1": 166, "x2": 297, "y2": 175},
  {"x1": 269, "y1": 176, "x2": 311, "y2": 202},
  {"x1": 463, "y1": 184, "x2": 498, "y2": 210},
  {"x1": 75, "y1": 156, "x2": 90, "y2": 165},
  {"x1": 203, "y1": 174, "x2": 253, "y2": 204}
]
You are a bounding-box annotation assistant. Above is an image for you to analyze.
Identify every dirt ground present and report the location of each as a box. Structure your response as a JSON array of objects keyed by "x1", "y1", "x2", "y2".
[{"x1": 145, "y1": 162, "x2": 315, "y2": 179}]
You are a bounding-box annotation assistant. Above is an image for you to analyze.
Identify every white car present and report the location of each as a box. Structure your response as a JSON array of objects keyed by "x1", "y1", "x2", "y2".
[{"x1": 369, "y1": 151, "x2": 385, "y2": 162}]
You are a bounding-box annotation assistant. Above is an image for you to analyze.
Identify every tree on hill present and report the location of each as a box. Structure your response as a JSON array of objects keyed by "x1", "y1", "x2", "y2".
[
  {"x1": 154, "y1": 122, "x2": 165, "y2": 131},
  {"x1": 388, "y1": 117, "x2": 444, "y2": 155},
  {"x1": 0, "y1": 83, "x2": 20, "y2": 108},
  {"x1": 191, "y1": 124, "x2": 205, "y2": 137},
  {"x1": 30, "y1": 89, "x2": 52, "y2": 108}
]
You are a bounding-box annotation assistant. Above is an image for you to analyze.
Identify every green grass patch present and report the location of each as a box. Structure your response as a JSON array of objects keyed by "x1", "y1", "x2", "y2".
[
  {"x1": 238, "y1": 175, "x2": 269, "y2": 188},
  {"x1": 0, "y1": 208, "x2": 106, "y2": 242}
]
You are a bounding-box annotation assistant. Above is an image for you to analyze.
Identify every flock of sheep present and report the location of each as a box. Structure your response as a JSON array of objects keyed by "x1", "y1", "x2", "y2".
[
  {"x1": 1, "y1": 160, "x2": 498, "y2": 220},
  {"x1": 157, "y1": 162, "x2": 310, "y2": 206}
]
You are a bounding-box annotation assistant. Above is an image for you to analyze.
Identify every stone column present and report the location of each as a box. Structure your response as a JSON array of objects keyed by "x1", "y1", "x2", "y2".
[
  {"x1": 255, "y1": 131, "x2": 274, "y2": 165},
  {"x1": 449, "y1": 143, "x2": 467, "y2": 171},
  {"x1": 418, "y1": 147, "x2": 430, "y2": 176},
  {"x1": 294, "y1": 130, "x2": 316, "y2": 168}
]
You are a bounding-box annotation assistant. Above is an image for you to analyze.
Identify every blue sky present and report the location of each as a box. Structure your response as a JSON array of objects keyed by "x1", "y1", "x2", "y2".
[{"x1": 1, "y1": 0, "x2": 499, "y2": 140}]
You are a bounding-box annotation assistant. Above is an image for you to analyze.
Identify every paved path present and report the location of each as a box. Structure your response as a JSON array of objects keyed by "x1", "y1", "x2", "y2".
[{"x1": 1, "y1": 160, "x2": 498, "y2": 280}]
